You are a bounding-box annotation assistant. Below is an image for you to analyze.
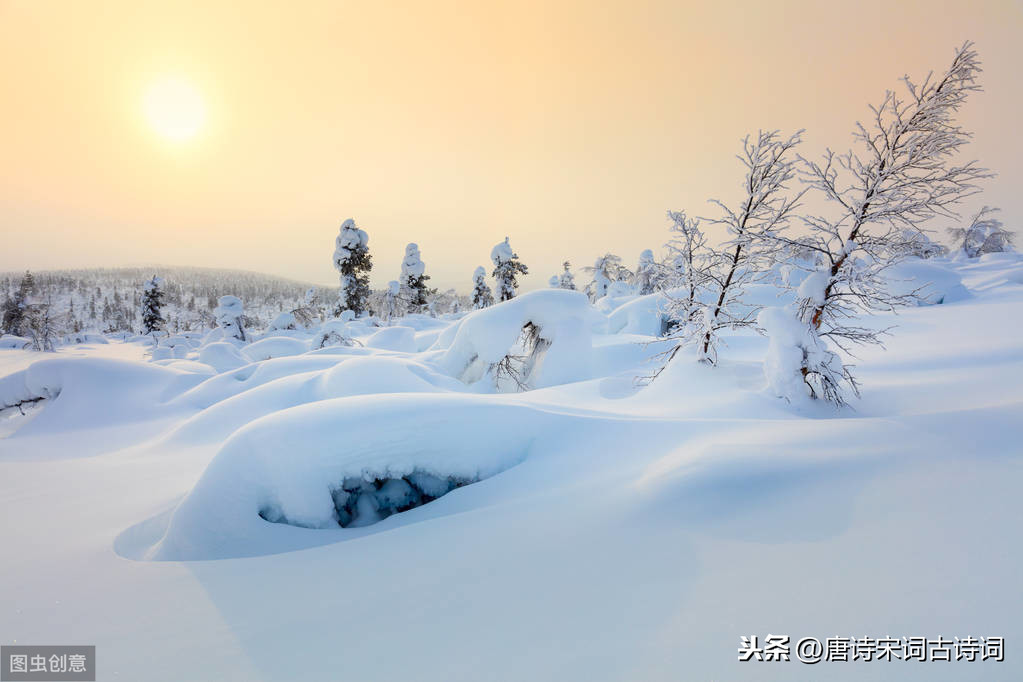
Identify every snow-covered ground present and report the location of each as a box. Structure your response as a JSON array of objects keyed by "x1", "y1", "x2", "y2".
[{"x1": 1, "y1": 255, "x2": 1021, "y2": 681}]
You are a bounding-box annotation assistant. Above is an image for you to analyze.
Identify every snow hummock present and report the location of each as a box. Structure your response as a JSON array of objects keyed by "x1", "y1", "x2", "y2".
[{"x1": 149, "y1": 395, "x2": 548, "y2": 560}]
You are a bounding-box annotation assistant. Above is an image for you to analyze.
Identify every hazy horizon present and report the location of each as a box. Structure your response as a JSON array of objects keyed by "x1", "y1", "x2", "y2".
[{"x1": 2, "y1": 0, "x2": 1021, "y2": 293}]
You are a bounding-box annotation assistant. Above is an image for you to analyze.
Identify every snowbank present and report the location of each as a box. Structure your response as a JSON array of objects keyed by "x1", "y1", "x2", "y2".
[{"x1": 150, "y1": 394, "x2": 555, "y2": 560}]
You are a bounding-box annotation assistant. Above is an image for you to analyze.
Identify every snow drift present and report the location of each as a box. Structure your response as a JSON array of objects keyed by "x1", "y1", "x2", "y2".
[{"x1": 148, "y1": 394, "x2": 555, "y2": 560}]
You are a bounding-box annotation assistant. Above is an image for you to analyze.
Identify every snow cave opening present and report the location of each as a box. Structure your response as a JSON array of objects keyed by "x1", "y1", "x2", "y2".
[{"x1": 258, "y1": 469, "x2": 480, "y2": 529}]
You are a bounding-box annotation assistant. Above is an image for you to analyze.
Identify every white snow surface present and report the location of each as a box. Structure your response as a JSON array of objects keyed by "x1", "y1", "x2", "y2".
[{"x1": 1, "y1": 254, "x2": 1021, "y2": 681}]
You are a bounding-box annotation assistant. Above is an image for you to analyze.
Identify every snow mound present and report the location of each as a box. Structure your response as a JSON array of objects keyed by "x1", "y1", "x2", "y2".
[
  {"x1": 241, "y1": 337, "x2": 310, "y2": 362},
  {"x1": 148, "y1": 394, "x2": 552, "y2": 560},
  {"x1": 0, "y1": 336, "x2": 32, "y2": 350},
  {"x1": 163, "y1": 356, "x2": 462, "y2": 445},
  {"x1": 267, "y1": 311, "x2": 298, "y2": 331},
  {"x1": 364, "y1": 326, "x2": 417, "y2": 352},
  {"x1": 0, "y1": 357, "x2": 202, "y2": 438},
  {"x1": 606, "y1": 292, "x2": 669, "y2": 336},
  {"x1": 885, "y1": 258, "x2": 970, "y2": 304},
  {"x1": 440, "y1": 289, "x2": 600, "y2": 389},
  {"x1": 197, "y1": 342, "x2": 249, "y2": 373}
]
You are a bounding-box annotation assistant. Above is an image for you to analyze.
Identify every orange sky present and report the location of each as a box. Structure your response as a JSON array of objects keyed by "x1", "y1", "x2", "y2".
[{"x1": 1, "y1": 0, "x2": 1021, "y2": 291}]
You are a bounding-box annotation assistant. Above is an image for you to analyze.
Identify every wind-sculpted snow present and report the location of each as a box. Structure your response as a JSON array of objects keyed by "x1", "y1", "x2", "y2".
[
  {"x1": 147, "y1": 395, "x2": 553, "y2": 560},
  {"x1": 170, "y1": 354, "x2": 346, "y2": 409},
  {"x1": 0, "y1": 356, "x2": 204, "y2": 437},
  {"x1": 163, "y1": 356, "x2": 464, "y2": 445}
]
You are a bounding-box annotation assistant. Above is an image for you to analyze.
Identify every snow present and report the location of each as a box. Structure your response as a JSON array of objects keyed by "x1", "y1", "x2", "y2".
[
  {"x1": 332, "y1": 219, "x2": 368, "y2": 267},
  {"x1": 363, "y1": 325, "x2": 417, "y2": 352},
  {"x1": 884, "y1": 257, "x2": 971, "y2": 305},
  {"x1": 439, "y1": 289, "x2": 599, "y2": 388},
  {"x1": 1, "y1": 254, "x2": 1022, "y2": 680},
  {"x1": 796, "y1": 269, "x2": 831, "y2": 305},
  {"x1": 401, "y1": 243, "x2": 425, "y2": 279},
  {"x1": 241, "y1": 337, "x2": 309, "y2": 362},
  {"x1": 197, "y1": 341, "x2": 248, "y2": 372},
  {"x1": 267, "y1": 311, "x2": 298, "y2": 331},
  {"x1": 490, "y1": 237, "x2": 515, "y2": 266}
]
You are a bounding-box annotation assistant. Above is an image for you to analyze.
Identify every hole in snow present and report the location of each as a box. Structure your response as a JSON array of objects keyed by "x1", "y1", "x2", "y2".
[{"x1": 258, "y1": 469, "x2": 478, "y2": 529}]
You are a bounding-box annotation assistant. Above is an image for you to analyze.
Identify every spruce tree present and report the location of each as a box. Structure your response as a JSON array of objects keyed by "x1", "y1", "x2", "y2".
[
  {"x1": 332, "y1": 218, "x2": 372, "y2": 316},
  {"x1": 401, "y1": 243, "x2": 435, "y2": 313},
  {"x1": 490, "y1": 237, "x2": 528, "y2": 302},
  {"x1": 471, "y1": 266, "x2": 494, "y2": 309},
  {"x1": 140, "y1": 275, "x2": 165, "y2": 334}
]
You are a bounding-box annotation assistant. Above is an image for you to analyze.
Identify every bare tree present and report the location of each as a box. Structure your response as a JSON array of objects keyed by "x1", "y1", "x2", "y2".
[
  {"x1": 947, "y1": 205, "x2": 1014, "y2": 257},
  {"x1": 661, "y1": 210, "x2": 707, "y2": 342},
  {"x1": 661, "y1": 130, "x2": 803, "y2": 370},
  {"x1": 772, "y1": 42, "x2": 990, "y2": 404}
]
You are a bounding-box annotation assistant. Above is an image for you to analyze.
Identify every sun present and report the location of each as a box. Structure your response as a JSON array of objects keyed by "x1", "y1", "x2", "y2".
[{"x1": 143, "y1": 77, "x2": 206, "y2": 142}]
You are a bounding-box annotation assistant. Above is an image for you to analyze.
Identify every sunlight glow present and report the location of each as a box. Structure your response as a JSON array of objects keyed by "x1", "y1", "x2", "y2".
[{"x1": 143, "y1": 77, "x2": 206, "y2": 142}]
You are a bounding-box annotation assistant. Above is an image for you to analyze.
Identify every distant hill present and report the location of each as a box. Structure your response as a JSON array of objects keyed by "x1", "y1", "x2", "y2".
[{"x1": 0, "y1": 266, "x2": 326, "y2": 335}]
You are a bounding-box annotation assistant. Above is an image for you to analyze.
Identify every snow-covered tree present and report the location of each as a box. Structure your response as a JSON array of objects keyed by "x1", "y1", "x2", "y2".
[
  {"x1": 558, "y1": 261, "x2": 576, "y2": 290},
  {"x1": 140, "y1": 275, "x2": 165, "y2": 334},
  {"x1": 25, "y1": 295, "x2": 57, "y2": 352},
  {"x1": 214, "y1": 295, "x2": 247, "y2": 342},
  {"x1": 401, "y1": 243, "x2": 434, "y2": 313},
  {"x1": 332, "y1": 219, "x2": 372, "y2": 317},
  {"x1": 769, "y1": 42, "x2": 991, "y2": 404},
  {"x1": 584, "y1": 254, "x2": 627, "y2": 301},
  {"x1": 548, "y1": 275, "x2": 560, "y2": 288},
  {"x1": 490, "y1": 237, "x2": 528, "y2": 302},
  {"x1": 898, "y1": 228, "x2": 949, "y2": 259},
  {"x1": 661, "y1": 210, "x2": 708, "y2": 344},
  {"x1": 948, "y1": 206, "x2": 1014, "y2": 257},
  {"x1": 381, "y1": 280, "x2": 402, "y2": 322},
  {"x1": 471, "y1": 266, "x2": 494, "y2": 309},
  {"x1": 1, "y1": 271, "x2": 34, "y2": 336},
  {"x1": 633, "y1": 249, "x2": 658, "y2": 295},
  {"x1": 663, "y1": 130, "x2": 803, "y2": 367}
]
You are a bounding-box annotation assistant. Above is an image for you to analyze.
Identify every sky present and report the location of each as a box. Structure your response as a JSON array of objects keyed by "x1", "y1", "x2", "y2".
[{"x1": 1, "y1": 0, "x2": 1021, "y2": 292}]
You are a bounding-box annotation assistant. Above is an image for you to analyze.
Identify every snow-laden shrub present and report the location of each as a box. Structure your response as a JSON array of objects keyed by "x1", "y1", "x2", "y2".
[
  {"x1": 758, "y1": 306, "x2": 851, "y2": 405},
  {"x1": 214, "y1": 296, "x2": 247, "y2": 342},
  {"x1": 439, "y1": 289, "x2": 599, "y2": 390},
  {"x1": 267, "y1": 312, "x2": 298, "y2": 332},
  {"x1": 152, "y1": 335, "x2": 192, "y2": 361},
  {"x1": 312, "y1": 320, "x2": 354, "y2": 349}
]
